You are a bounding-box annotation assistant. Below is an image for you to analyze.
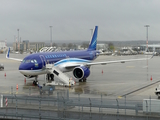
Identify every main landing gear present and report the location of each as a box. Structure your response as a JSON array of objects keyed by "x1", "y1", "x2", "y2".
[
  {"x1": 79, "y1": 78, "x2": 87, "y2": 82},
  {"x1": 33, "y1": 76, "x2": 39, "y2": 86}
]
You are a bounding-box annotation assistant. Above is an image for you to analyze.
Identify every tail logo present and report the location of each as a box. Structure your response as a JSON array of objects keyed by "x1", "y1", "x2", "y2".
[{"x1": 88, "y1": 26, "x2": 98, "y2": 51}]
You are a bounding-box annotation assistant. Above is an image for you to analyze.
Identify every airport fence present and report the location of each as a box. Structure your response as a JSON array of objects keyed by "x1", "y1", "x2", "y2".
[{"x1": 0, "y1": 86, "x2": 160, "y2": 120}]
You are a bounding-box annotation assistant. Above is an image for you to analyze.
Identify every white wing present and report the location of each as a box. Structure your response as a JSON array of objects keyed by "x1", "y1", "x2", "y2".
[
  {"x1": 64, "y1": 54, "x2": 154, "y2": 69},
  {"x1": 86, "y1": 55, "x2": 153, "y2": 66}
]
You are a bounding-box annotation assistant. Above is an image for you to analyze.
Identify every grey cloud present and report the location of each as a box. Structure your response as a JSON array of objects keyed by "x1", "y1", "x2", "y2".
[{"x1": 0, "y1": 0, "x2": 160, "y2": 42}]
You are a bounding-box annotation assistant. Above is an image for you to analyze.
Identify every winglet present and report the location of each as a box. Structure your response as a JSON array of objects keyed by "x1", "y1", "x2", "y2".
[
  {"x1": 6, "y1": 47, "x2": 10, "y2": 58},
  {"x1": 150, "y1": 51, "x2": 155, "y2": 59},
  {"x1": 5, "y1": 48, "x2": 23, "y2": 62}
]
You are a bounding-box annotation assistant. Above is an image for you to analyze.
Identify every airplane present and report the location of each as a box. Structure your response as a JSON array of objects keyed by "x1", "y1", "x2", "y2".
[{"x1": 6, "y1": 26, "x2": 154, "y2": 86}]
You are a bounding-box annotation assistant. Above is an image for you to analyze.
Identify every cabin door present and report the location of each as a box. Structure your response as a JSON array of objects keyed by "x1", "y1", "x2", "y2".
[{"x1": 39, "y1": 55, "x2": 46, "y2": 68}]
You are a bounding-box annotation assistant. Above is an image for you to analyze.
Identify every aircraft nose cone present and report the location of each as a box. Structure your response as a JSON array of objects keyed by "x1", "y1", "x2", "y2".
[
  {"x1": 19, "y1": 63, "x2": 34, "y2": 70},
  {"x1": 19, "y1": 63, "x2": 24, "y2": 70}
]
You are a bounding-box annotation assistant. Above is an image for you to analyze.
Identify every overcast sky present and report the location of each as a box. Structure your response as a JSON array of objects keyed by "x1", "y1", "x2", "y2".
[{"x1": 0, "y1": 0, "x2": 160, "y2": 43}]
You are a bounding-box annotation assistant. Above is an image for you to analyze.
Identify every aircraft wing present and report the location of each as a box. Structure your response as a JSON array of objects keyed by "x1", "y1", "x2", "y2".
[
  {"x1": 6, "y1": 48, "x2": 23, "y2": 62},
  {"x1": 64, "y1": 54, "x2": 154, "y2": 69},
  {"x1": 64, "y1": 63, "x2": 82, "y2": 69},
  {"x1": 85, "y1": 55, "x2": 153, "y2": 66}
]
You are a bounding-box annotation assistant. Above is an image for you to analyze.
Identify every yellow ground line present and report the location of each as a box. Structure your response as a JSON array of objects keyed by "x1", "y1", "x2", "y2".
[
  {"x1": 1, "y1": 91, "x2": 10, "y2": 94},
  {"x1": 118, "y1": 96, "x2": 122, "y2": 99}
]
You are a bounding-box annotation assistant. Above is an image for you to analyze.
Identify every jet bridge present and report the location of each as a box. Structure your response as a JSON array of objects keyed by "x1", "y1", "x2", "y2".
[{"x1": 45, "y1": 64, "x2": 75, "y2": 87}]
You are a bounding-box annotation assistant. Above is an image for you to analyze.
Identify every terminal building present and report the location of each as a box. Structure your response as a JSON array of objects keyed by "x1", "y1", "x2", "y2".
[
  {"x1": 139, "y1": 44, "x2": 160, "y2": 54},
  {"x1": 29, "y1": 42, "x2": 45, "y2": 52},
  {"x1": 97, "y1": 43, "x2": 109, "y2": 51},
  {"x1": 0, "y1": 41, "x2": 7, "y2": 53},
  {"x1": 13, "y1": 40, "x2": 45, "y2": 52}
]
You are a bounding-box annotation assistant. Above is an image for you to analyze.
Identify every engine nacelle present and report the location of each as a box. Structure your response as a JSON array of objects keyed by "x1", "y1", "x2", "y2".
[{"x1": 73, "y1": 66, "x2": 90, "y2": 79}]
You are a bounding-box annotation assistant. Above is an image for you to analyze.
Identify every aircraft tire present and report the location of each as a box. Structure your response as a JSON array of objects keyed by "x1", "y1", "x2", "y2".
[
  {"x1": 79, "y1": 79, "x2": 82, "y2": 82},
  {"x1": 33, "y1": 81, "x2": 36, "y2": 85},
  {"x1": 36, "y1": 81, "x2": 39, "y2": 85},
  {"x1": 83, "y1": 79, "x2": 87, "y2": 82},
  {"x1": 33, "y1": 81, "x2": 38, "y2": 86}
]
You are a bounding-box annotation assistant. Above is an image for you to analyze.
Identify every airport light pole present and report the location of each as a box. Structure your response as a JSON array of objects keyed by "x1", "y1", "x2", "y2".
[
  {"x1": 14, "y1": 35, "x2": 16, "y2": 42},
  {"x1": 17, "y1": 29, "x2": 19, "y2": 42},
  {"x1": 144, "y1": 25, "x2": 150, "y2": 81},
  {"x1": 50, "y1": 26, "x2": 52, "y2": 47},
  {"x1": 144, "y1": 25, "x2": 150, "y2": 50},
  {"x1": 90, "y1": 29, "x2": 93, "y2": 37},
  {"x1": 17, "y1": 29, "x2": 19, "y2": 51}
]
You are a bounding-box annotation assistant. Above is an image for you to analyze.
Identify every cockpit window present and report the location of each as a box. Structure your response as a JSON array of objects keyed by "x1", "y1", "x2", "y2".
[
  {"x1": 34, "y1": 59, "x2": 37, "y2": 63},
  {"x1": 31, "y1": 60, "x2": 34, "y2": 63},
  {"x1": 22, "y1": 59, "x2": 38, "y2": 63},
  {"x1": 25, "y1": 60, "x2": 31, "y2": 63}
]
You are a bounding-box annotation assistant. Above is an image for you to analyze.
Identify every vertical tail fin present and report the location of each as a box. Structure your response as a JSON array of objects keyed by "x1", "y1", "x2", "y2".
[{"x1": 88, "y1": 26, "x2": 98, "y2": 51}]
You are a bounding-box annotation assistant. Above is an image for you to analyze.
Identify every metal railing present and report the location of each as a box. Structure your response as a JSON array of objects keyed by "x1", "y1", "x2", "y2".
[{"x1": 0, "y1": 87, "x2": 160, "y2": 120}]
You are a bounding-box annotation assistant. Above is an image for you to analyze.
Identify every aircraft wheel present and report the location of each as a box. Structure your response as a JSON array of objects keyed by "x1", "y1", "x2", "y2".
[
  {"x1": 36, "y1": 81, "x2": 39, "y2": 85},
  {"x1": 79, "y1": 79, "x2": 82, "y2": 82},
  {"x1": 33, "y1": 81, "x2": 36, "y2": 85},
  {"x1": 33, "y1": 81, "x2": 38, "y2": 86},
  {"x1": 83, "y1": 79, "x2": 87, "y2": 82}
]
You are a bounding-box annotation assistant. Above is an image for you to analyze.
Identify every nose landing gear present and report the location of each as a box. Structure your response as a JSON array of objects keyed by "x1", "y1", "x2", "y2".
[
  {"x1": 32, "y1": 74, "x2": 55, "y2": 86},
  {"x1": 33, "y1": 76, "x2": 39, "y2": 86},
  {"x1": 33, "y1": 80, "x2": 39, "y2": 85}
]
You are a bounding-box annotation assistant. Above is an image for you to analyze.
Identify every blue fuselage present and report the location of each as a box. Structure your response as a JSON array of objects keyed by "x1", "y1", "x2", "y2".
[{"x1": 19, "y1": 50, "x2": 98, "y2": 71}]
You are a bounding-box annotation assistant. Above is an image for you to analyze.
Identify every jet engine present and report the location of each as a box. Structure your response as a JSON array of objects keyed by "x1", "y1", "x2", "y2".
[{"x1": 73, "y1": 66, "x2": 90, "y2": 79}]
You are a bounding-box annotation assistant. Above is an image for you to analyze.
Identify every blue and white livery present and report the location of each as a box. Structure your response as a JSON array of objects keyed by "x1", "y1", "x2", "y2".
[{"x1": 6, "y1": 26, "x2": 154, "y2": 85}]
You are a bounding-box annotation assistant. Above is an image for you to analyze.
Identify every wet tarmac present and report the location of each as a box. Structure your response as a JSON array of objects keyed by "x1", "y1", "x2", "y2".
[{"x1": 0, "y1": 53, "x2": 160, "y2": 100}]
